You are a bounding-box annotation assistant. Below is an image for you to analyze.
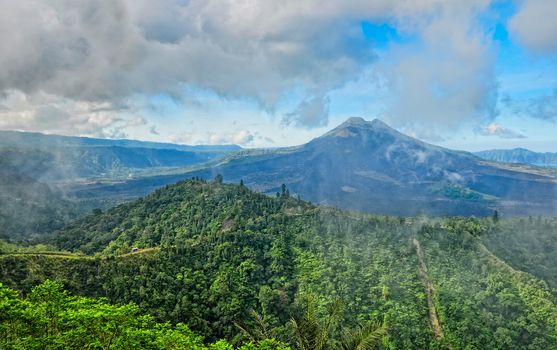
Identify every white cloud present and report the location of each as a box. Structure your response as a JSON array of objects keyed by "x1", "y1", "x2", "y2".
[
  {"x1": 475, "y1": 122, "x2": 526, "y2": 139},
  {"x1": 509, "y1": 0, "x2": 557, "y2": 54},
  {"x1": 0, "y1": 90, "x2": 146, "y2": 138},
  {"x1": 283, "y1": 95, "x2": 330, "y2": 129},
  {"x1": 169, "y1": 132, "x2": 194, "y2": 145},
  {"x1": 527, "y1": 90, "x2": 557, "y2": 121},
  {"x1": 0, "y1": 0, "x2": 388, "y2": 130},
  {"x1": 149, "y1": 125, "x2": 159, "y2": 135},
  {"x1": 169, "y1": 128, "x2": 254, "y2": 146},
  {"x1": 0, "y1": 0, "x2": 505, "y2": 135},
  {"x1": 380, "y1": 0, "x2": 498, "y2": 135},
  {"x1": 208, "y1": 130, "x2": 254, "y2": 146},
  {"x1": 502, "y1": 90, "x2": 557, "y2": 121}
]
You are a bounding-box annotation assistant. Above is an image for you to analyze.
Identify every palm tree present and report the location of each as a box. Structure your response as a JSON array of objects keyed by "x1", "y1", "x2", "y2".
[
  {"x1": 235, "y1": 310, "x2": 276, "y2": 342},
  {"x1": 289, "y1": 298, "x2": 387, "y2": 350},
  {"x1": 289, "y1": 298, "x2": 342, "y2": 350},
  {"x1": 236, "y1": 297, "x2": 388, "y2": 350},
  {"x1": 340, "y1": 322, "x2": 388, "y2": 350}
]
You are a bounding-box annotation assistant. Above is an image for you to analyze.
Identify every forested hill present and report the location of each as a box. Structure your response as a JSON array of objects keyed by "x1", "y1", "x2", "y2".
[
  {"x1": 49, "y1": 177, "x2": 311, "y2": 254},
  {"x1": 2, "y1": 179, "x2": 556, "y2": 349},
  {"x1": 0, "y1": 130, "x2": 242, "y2": 239}
]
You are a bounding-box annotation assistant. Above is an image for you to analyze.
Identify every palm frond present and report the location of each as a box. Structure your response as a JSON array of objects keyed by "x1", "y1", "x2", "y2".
[
  {"x1": 234, "y1": 309, "x2": 274, "y2": 342},
  {"x1": 340, "y1": 322, "x2": 388, "y2": 350}
]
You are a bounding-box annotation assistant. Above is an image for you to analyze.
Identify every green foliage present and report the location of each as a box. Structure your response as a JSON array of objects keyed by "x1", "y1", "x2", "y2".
[
  {"x1": 1, "y1": 181, "x2": 556, "y2": 349},
  {"x1": 340, "y1": 322, "x2": 388, "y2": 350},
  {"x1": 429, "y1": 183, "x2": 495, "y2": 201},
  {"x1": 288, "y1": 297, "x2": 387, "y2": 350},
  {"x1": 289, "y1": 298, "x2": 343, "y2": 350},
  {"x1": 416, "y1": 222, "x2": 557, "y2": 349},
  {"x1": 0, "y1": 280, "x2": 288, "y2": 350},
  {"x1": 214, "y1": 174, "x2": 224, "y2": 184},
  {"x1": 481, "y1": 217, "x2": 557, "y2": 291}
]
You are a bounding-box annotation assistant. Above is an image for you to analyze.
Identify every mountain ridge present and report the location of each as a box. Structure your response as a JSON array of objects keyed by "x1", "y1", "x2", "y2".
[
  {"x1": 73, "y1": 117, "x2": 557, "y2": 217},
  {"x1": 0, "y1": 130, "x2": 242, "y2": 182},
  {"x1": 475, "y1": 147, "x2": 557, "y2": 168},
  {"x1": 0, "y1": 129, "x2": 242, "y2": 152}
]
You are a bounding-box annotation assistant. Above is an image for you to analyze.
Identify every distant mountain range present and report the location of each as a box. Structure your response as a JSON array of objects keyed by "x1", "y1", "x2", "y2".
[
  {"x1": 0, "y1": 130, "x2": 241, "y2": 181},
  {"x1": 78, "y1": 117, "x2": 557, "y2": 217},
  {"x1": 0, "y1": 130, "x2": 240, "y2": 152},
  {"x1": 0, "y1": 130, "x2": 242, "y2": 237},
  {"x1": 475, "y1": 148, "x2": 557, "y2": 168}
]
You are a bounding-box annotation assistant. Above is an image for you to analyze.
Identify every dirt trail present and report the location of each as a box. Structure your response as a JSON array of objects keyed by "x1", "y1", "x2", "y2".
[
  {"x1": 413, "y1": 238, "x2": 444, "y2": 339},
  {"x1": 118, "y1": 247, "x2": 161, "y2": 257},
  {"x1": 1, "y1": 251, "x2": 93, "y2": 259},
  {"x1": 1, "y1": 247, "x2": 161, "y2": 259}
]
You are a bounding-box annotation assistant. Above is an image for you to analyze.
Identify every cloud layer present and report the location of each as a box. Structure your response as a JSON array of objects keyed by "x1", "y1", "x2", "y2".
[
  {"x1": 0, "y1": 0, "x2": 554, "y2": 139},
  {"x1": 0, "y1": 0, "x2": 383, "y2": 133},
  {"x1": 0, "y1": 90, "x2": 146, "y2": 138},
  {"x1": 475, "y1": 123, "x2": 526, "y2": 139},
  {"x1": 509, "y1": 0, "x2": 557, "y2": 54},
  {"x1": 382, "y1": 0, "x2": 498, "y2": 133}
]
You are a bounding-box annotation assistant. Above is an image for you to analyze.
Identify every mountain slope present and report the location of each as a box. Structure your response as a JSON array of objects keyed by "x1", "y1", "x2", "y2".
[
  {"x1": 475, "y1": 148, "x2": 557, "y2": 168},
  {"x1": 179, "y1": 118, "x2": 557, "y2": 216},
  {"x1": 60, "y1": 118, "x2": 557, "y2": 216},
  {"x1": 0, "y1": 131, "x2": 243, "y2": 238},
  {"x1": 0, "y1": 130, "x2": 241, "y2": 181},
  {"x1": 0, "y1": 130, "x2": 241, "y2": 153},
  {"x1": 0, "y1": 145, "x2": 232, "y2": 181}
]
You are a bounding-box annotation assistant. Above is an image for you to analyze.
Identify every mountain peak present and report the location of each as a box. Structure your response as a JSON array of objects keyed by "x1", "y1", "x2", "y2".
[
  {"x1": 322, "y1": 117, "x2": 398, "y2": 139},
  {"x1": 342, "y1": 116, "x2": 368, "y2": 125},
  {"x1": 337, "y1": 117, "x2": 393, "y2": 129},
  {"x1": 369, "y1": 118, "x2": 391, "y2": 128}
]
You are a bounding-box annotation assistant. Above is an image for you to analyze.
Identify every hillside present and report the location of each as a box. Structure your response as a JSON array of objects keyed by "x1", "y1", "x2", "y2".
[
  {"x1": 0, "y1": 145, "x2": 231, "y2": 181},
  {"x1": 0, "y1": 130, "x2": 241, "y2": 182},
  {"x1": 0, "y1": 131, "x2": 242, "y2": 238},
  {"x1": 2, "y1": 180, "x2": 556, "y2": 349},
  {"x1": 475, "y1": 148, "x2": 557, "y2": 168},
  {"x1": 0, "y1": 130, "x2": 241, "y2": 153},
  {"x1": 88, "y1": 117, "x2": 557, "y2": 216}
]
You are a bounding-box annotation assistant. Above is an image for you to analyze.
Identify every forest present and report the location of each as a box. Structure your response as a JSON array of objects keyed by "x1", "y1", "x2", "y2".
[
  {"x1": 1, "y1": 179, "x2": 556, "y2": 349},
  {"x1": 0, "y1": 280, "x2": 287, "y2": 349}
]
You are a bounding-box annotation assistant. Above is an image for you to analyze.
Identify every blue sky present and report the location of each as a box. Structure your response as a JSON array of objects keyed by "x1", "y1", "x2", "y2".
[{"x1": 0, "y1": 0, "x2": 556, "y2": 151}]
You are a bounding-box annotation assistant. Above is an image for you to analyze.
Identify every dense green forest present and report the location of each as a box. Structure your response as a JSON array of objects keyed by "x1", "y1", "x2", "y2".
[
  {"x1": 1, "y1": 180, "x2": 556, "y2": 349},
  {"x1": 481, "y1": 217, "x2": 557, "y2": 291},
  {"x1": 0, "y1": 280, "x2": 287, "y2": 349}
]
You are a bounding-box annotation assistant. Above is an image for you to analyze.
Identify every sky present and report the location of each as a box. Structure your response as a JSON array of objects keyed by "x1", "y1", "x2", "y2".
[{"x1": 0, "y1": 0, "x2": 556, "y2": 151}]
